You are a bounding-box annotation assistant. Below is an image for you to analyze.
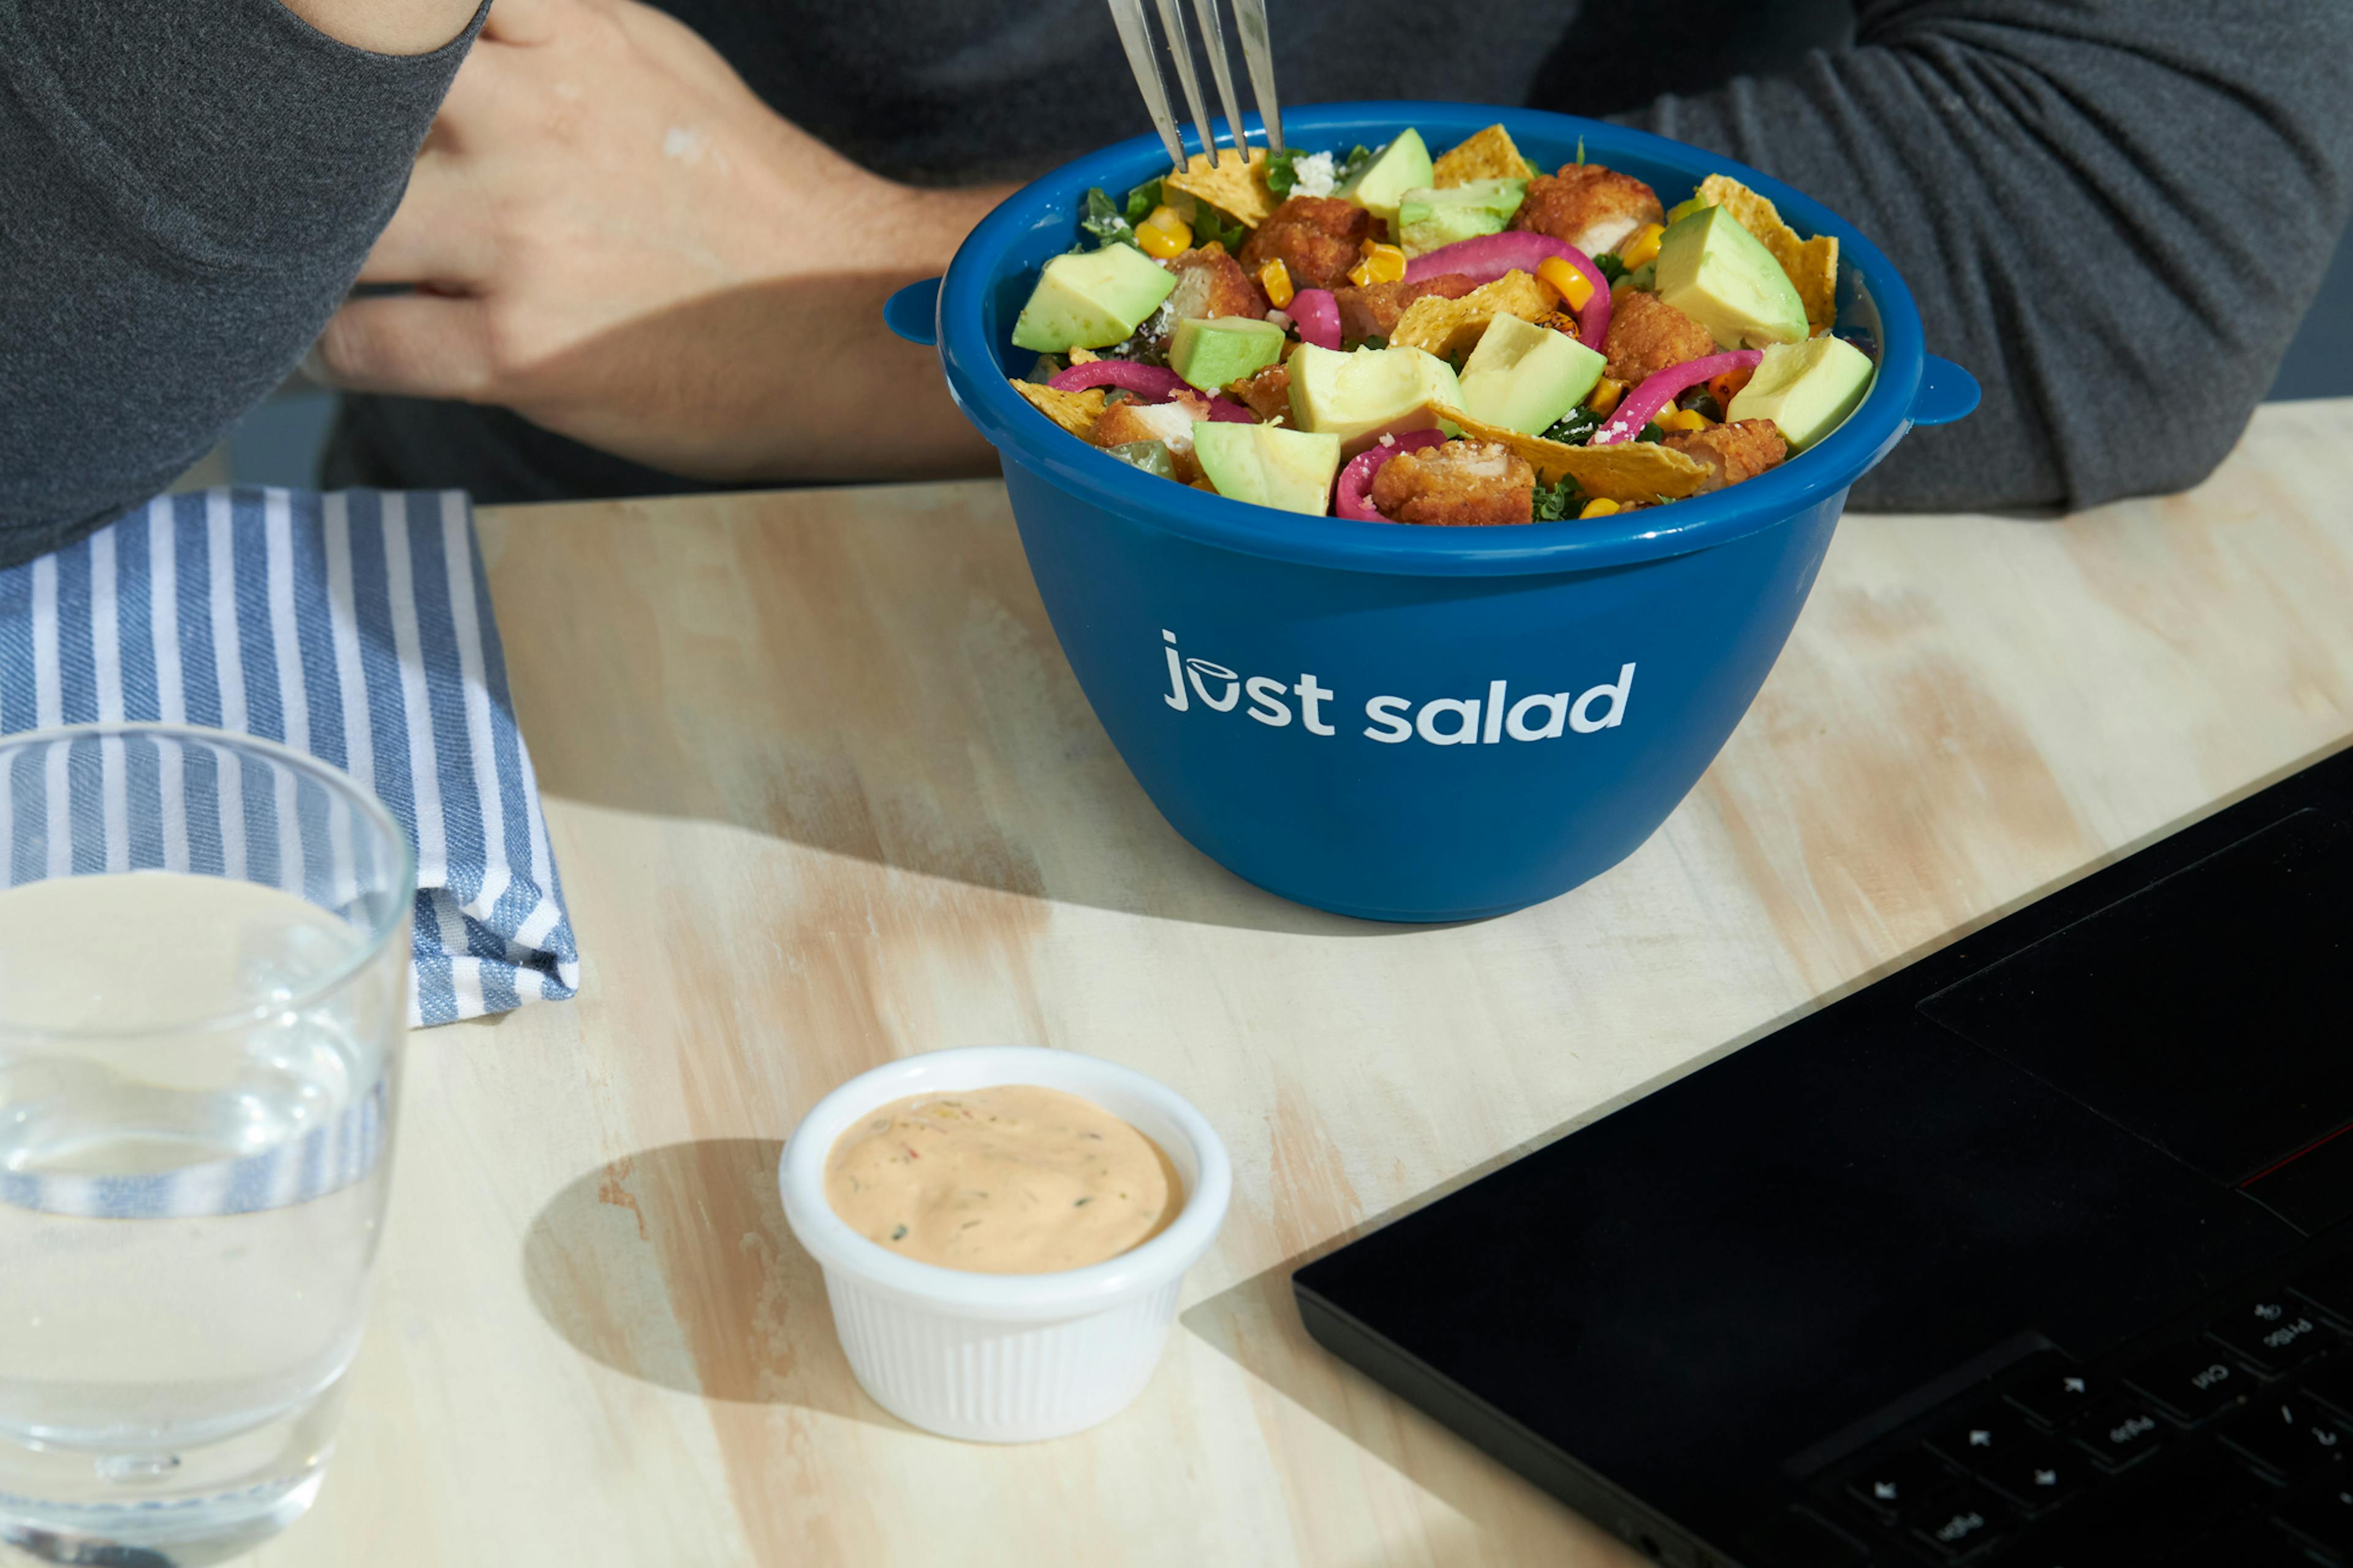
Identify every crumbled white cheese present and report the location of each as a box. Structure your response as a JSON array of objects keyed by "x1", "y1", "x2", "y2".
[
  {"x1": 1290, "y1": 151, "x2": 1338, "y2": 199},
  {"x1": 1377, "y1": 431, "x2": 1396, "y2": 448},
  {"x1": 1124, "y1": 401, "x2": 1198, "y2": 453},
  {"x1": 1265, "y1": 309, "x2": 1294, "y2": 331}
]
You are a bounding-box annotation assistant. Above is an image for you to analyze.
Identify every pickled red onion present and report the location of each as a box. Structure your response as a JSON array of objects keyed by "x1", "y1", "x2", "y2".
[
  {"x1": 1588, "y1": 350, "x2": 1762, "y2": 447},
  {"x1": 1289, "y1": 289, "x2": 1342, "y2": 352},
  {"x1": 1333, "y1": 430, "x2": 1449, "y2": 521},
  {"x1": 1046, "y1": 359, "x2": 1254, "y2": 421},
  {"x1": 1404, "y1": 234, "x2": 1610, "y2": 352}
]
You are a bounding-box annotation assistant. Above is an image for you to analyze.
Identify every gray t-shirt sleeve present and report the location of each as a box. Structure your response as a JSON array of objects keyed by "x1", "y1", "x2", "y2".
[
  {"x1": 1610, "y1": 0, "x2": 2353, "y2": 511},
  {"x1": 0, "y1": 0, "x2": 485, "y2": 568}
]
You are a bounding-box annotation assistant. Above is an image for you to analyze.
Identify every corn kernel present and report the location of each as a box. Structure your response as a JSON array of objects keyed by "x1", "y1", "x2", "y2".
[
  {"x1": 1346, "y1": 259, "x2": 1373, "y2": 287},
  {"x1": 1618, "y1": 222, "x2": 1665, "y2": 270},
  {"x1": 1578, "y1": 498, "x2": 1623, "y2": 520},
  {"x1": 1536, "y1": 256, "x2": 1595, "y2": 312},
  {"x1": 1358, "y1": 240, "x2": 1407, "y2": 284},
  {"x1": 1659, "y1": 407, "x2": 1713, "y2": 433},
  {"x1": 1137, "y1": 205, "x2": 1191, "y2": 259},
  {"x1": 1258, "y1": 259, "x2": 1295, "y2": 309},
  {"x1": 1586, "y1": 377, "x2": 1626, "y2": 415}
]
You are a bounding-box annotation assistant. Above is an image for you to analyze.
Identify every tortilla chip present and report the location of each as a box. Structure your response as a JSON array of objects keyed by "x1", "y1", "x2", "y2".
[
  {"x1": 1390, "y1": 270, "x2": 1560, "y2": 360},
  {"x1": 1435, "y1": 406, "x2": 1711, "y2": 502},
  {"x1": 1696, "y1": 174, "x2": 1840, "y2": 335},
  {"x1": 1165, "y1": 148, "x2": 1275, "y2": 228},
  {"x1": 1011, "y1": 380, "x2": 1107, "y2": 441},
  {"x1": 1433, "y1": 124, "x2": 1531, "y2": 188}
]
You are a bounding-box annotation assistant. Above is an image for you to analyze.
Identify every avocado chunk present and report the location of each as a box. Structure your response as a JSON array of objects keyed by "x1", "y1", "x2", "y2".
[
  {"x1": 1654, "y1": 205, "x2": 1808, "y2": 350},
  {"x1": 1286, "y1": 343, "x2": 1464, "y2": 455},
  {"x1": 1457, "y1": 314, "x2": 1606, "y2": 436},
  {"x1": 1169, "y1": 315, "x2": 1287, "y2": 391},
  {"x1": 1010, "y1": 243, "x2": 1177, "y2": 353},
  {"x1": 1395, "y1": 178, "x2": 1529, "y2": 256},
  {"x1": 1727, "y1": 335, "x2": 1876, "y2": 450},
  {"x1": 1338, "y1": 129, "x2": 1434, "y2": 231},
  {"x1": 1192, "y1": 423, "x2": 1343, "y2": 515}
]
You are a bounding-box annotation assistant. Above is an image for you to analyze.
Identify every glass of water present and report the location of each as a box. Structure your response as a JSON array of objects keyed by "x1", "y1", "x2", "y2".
[{"x1": 0, "y1": 724, "x2": 413, "y2": 1566}]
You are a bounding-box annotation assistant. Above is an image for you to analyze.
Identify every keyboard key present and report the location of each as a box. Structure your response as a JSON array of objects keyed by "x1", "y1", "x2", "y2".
[
  {"x1": 1972, "y1": 1431, "x2": 2092, "y2": 1512},
  {"x1": 2028, "y1": 1448, "x2": 2273, "y2": 1562},
  {"x1": 2215, "y1": 1295, "x2": 2340, "y2": 1372},
  {"x1": 2072, "y1": 1397, "x2": 2173, "y2": 1470},
  {"x1": 2126, "y1": 1340, "x2": 2256, "y2": 1423},
  {"x1": 1926, "y1": 1400, "x2": 2034, "y2": 1463},
  {"x1": 2006, "y1": 1350, "x2": 2106, "y2": 1428},
  {"x1": 2277, "y1": 1473, "x2": 2353, "y2": 1555},
  {"x1": 1741, "y1": 1508, "x2": 1871, "y2": 1568},
  {"x1": 2222, "y1": 1396, "x2": 2353, "y2": 1480},
  {"x1": 1844, "y1": 1444, "x2": 1956, "y2": 1517},
  {"x1": 1911, "y1": 1480, "x2": 2011, "y2": 1560}
]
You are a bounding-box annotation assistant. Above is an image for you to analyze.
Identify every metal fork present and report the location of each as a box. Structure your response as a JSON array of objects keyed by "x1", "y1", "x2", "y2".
[{"x1": 1106, "y1": 0, "x2": 1283, "y2": 172}]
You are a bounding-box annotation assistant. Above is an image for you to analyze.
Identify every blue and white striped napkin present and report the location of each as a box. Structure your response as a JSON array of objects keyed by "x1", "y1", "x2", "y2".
[{"x1": 0, "y1": 487, "x2": 580, "y2": 1026}]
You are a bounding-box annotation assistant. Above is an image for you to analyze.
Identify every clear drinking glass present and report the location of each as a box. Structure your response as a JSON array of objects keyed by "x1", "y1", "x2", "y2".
[{"x1": 0, "y1": 724, "x2": 414, "y2": 1566}]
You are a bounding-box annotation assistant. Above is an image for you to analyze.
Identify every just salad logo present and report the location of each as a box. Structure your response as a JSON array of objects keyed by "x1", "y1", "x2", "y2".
[{"x1": 1158, "y1": 630, "x2": 1634, "y2": 746}]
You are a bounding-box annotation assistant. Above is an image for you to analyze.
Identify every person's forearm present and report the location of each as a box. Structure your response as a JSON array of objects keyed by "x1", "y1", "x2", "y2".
[
  {"x1": 278, "y1": 0, "x2": 478, "y2": 55},
  {"x1": 0, "y1": 0, "x2": 486, "y2": 565},
  {"x1": 1607, "y1": 0, "x2": 2353, "y2": 512},
  {"x1": 310, "y1": 0, "x2": 1012, "y2": 488}
]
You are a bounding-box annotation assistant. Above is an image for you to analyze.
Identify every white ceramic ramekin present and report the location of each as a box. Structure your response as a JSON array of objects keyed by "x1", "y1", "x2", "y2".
[{"x1": 778, "y1": 1045, "x2": 1232, "y2": 1442}]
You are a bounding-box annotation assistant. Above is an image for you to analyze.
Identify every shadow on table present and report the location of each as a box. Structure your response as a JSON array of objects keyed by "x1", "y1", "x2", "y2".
[
  {"x1": 520, "y1": 1137, "x2": 902, "y2": 1429},
  {"x1": 485, "y1": 447, "x2": 1430, "y2": 937},
  {"x1": 1180, "y1": 1167, "x2": 1627, "y2": 1562}
]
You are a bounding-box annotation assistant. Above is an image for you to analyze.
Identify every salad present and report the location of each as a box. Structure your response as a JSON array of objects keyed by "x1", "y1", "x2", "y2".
[{"x1": 1006, "y1": 123, "x2": 1874, "y2": 527}]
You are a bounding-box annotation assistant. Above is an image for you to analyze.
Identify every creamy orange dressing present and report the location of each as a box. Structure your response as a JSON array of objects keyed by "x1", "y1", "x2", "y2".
[{"x1": 824, "y1": 1085, "x2": 1181, "y2": 1274}]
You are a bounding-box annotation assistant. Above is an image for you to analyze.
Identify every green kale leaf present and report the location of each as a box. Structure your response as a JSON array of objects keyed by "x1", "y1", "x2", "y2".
[
  {"x1": 1077, "y1": 187, "x2": 1139, "y2": 251},
  {"x1": 1542, "y1": 406, "x2": 1604, "y2": 445},
  {"x1": 1533, "y1": 474, "x2": 1583, "y2": 522}
]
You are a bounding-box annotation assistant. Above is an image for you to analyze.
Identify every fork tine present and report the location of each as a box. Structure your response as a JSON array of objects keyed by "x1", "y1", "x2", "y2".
[
  {"x1": 1188, "y1": 0, "x2": 1248, "y2": 160},
  {"x1": 1107, "y1": 0, "x2": 1188, "y2": 171},
  {"x1": 1151, "y1": 0, "x2": 1218, "y2": 167},
  {"x1": 1228, "y1": 0, "x2": 1282, "y2": 154}
]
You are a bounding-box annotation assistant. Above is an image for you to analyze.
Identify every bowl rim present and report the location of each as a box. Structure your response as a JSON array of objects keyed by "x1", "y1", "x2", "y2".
[
  {"x1": 778, "y1": 1045, "x2": 1233, "y2": 1320},
  {"x1": 938, "y1": 100, "x2": 1918, "y2": 578}
]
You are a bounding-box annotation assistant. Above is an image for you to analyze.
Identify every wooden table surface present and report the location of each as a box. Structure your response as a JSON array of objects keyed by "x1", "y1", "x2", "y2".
[{"x1": 250, "y1": 398, "x2": 2353, "y2": 1567}]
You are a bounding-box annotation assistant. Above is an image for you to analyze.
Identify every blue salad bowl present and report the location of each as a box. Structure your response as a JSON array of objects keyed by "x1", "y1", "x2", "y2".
[{"x1": 887, "y1": 102, "x2": 1979, "y2": 922}]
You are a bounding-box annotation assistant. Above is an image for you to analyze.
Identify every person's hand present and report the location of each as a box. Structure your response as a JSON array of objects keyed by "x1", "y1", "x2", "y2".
[{"x1": 313, "y1": 0, "x2": 1009, "y2": 483}]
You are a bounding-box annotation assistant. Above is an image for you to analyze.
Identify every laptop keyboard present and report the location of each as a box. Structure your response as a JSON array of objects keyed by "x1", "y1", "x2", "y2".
[{"x1": 1757, "y1": 1254, "x2": 2353, "y2": 1566}]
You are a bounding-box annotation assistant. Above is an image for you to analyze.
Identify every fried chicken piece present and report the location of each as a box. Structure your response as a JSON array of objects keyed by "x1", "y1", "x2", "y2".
[
  {"x1": 1509, "y1": 163, "x2": 1665, "y2": 258},
  {"x1": 1661, "y1": 419, "x2": 1787, "y2": 491},
  {"x1": 1368, "y1": 439, "x2": 1536, "y2": 526},
  {"x1": 1239, "y1": 195, "x2": 1372, "y2": 291},
  {"x1": 1602, "y1": 286, "x2": 1720, "y2": 385},
  {"x1": 1162, "y1": 242, "x2": 1268, "y2": 324},
  {"x1": 1333, "y1": 273, "x2": 1478, "y2": 345},
  {"x1": 1091, "y1": 394, "x2": 1211, "y2": 483},
  {"x1": 1223, "y1": 363, "x2": 1291, "y2": 423}
]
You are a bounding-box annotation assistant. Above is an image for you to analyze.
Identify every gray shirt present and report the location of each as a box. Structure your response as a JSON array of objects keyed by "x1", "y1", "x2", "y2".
[
  {"x1": 0, "y1": 0, "x2": 481, "y2": 564},
  {"x1": 6, "y1": 0, "x2": 2351, "y2": 567}
]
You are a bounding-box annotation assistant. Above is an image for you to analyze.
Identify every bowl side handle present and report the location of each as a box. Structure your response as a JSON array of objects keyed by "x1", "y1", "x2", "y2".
[
  {"x1": 885, "y1": 278, "x2": 943, "y2": 347},
  {"x1": 1911, "y1": 353, "x2": 1981, "y2": 426}
]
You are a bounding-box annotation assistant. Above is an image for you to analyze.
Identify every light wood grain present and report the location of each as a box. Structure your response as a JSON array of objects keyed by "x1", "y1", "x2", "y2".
[{"x1": 243, "y1": 399, "x2": 2353, "y2": 1568}]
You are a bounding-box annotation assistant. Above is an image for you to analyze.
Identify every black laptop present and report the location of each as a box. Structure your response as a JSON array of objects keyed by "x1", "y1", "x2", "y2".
[{"x1": 1295, "y1": 741, "x2": 2353, "y2": 1567}]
